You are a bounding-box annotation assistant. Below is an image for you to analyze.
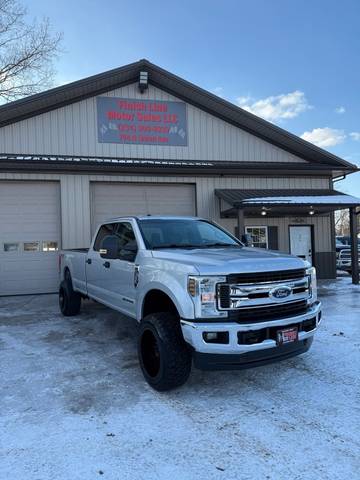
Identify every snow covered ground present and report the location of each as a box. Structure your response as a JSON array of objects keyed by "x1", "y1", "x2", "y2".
[{"x1": 0, "y1": 276, "x2": 359, "y2": 480}]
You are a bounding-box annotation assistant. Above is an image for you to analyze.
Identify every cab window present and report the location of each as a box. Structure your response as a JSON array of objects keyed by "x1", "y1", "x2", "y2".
[
  {"x1": 113, "y1": 222, "x2": 138, "y2": 261},
  {"x1": 93, "y1": 224, "x2": 114, "y2": 251}
]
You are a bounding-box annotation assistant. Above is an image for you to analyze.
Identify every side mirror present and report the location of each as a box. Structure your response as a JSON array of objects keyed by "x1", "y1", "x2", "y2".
[
  {"x1": 241, "y1": 233, "x2": 253, "y2": 247},
  {"x1": 99, "y1": 235, "x2": 119, "y2": 259},
  {"x1": 120, "y1": 242, "x2": 138, "y2": 262}
]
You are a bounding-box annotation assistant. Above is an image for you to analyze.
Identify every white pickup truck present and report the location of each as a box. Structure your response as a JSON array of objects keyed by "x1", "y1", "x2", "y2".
[{"x1": 59, "y1": 216, "x2": 321, "y2": 391}]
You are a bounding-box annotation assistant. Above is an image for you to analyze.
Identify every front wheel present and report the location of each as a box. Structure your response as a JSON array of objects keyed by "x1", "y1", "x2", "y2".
[{"x1": 138, "y1": 312, "x2": 192, "y2": 391}]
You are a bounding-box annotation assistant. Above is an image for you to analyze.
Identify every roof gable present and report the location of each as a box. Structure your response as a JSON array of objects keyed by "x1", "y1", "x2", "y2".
[{"x1": 0, "y1": 59, "x2": 356, "y2": 171}]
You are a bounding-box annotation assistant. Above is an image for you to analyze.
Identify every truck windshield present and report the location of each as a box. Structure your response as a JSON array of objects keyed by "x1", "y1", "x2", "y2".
[{"x1": 138, "y1": 219, "x2": 242, "y2": 249}]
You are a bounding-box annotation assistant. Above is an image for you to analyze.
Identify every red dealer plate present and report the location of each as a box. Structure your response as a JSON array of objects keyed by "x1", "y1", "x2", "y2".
[{"x1": 276, "y1": 326, "x2": 298, "y2": 345}]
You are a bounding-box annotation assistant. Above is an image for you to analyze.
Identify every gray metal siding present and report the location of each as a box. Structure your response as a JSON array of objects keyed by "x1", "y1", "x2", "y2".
[
  {"x1": 0, "y1": 172, "x2": 331, "y2": 250},
  {"x1": 0, "y1": 173, "x2": 335, "y2": 279},
  {"x1": 238, "y1": 215, "x2": 333, "y2": 253},
  {"x1": 0, "y1": 83, "x2": 308, "y2": 164}
]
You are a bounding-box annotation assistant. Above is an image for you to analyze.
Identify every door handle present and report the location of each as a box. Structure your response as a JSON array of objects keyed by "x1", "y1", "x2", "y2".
[
  {"x1": 103, "y1": 261, "x2": 110, "y2": 268},
  {"x1": 86, "y1": 258, "x2": 92, "y2": 264}
]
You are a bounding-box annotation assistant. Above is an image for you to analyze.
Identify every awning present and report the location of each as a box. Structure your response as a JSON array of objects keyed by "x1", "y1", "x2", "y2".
[
  {"x1": 216, "y1": 188, "x2": 360, "y2": 284},
  {"x1": 215, "y1": 189, "x2": 360, "y2": 217}
]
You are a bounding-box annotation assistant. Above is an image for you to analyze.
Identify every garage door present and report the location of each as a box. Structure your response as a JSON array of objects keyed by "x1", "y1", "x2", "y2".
[
  {"x1": 0, "y1": 182, "x2": 61, "y2": 296},
  {"x1": 91, "y1": 183, "x2": 196, "y2": 232}
]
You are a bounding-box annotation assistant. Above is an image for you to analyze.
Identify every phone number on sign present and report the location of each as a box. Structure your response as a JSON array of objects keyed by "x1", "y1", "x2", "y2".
[{"x1": 120, "y1": 134, "x2": 169, "y2": 143}]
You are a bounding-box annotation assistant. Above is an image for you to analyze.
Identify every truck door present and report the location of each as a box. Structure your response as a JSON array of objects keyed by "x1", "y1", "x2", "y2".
[
  {"x1": 86, "y1": 223, "x2": 115, "y2": 305},
  {"x1": 86, "y1": 221, "x2": 138, "y2": 317}
]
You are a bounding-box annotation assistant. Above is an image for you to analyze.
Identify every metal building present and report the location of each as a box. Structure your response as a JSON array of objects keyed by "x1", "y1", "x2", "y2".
[{"x1": 0, "y1": 59, "x2": 359, "y2": 295}]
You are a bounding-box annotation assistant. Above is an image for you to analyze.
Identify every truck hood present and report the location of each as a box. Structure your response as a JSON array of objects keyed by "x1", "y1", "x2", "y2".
[{"x1": 151, "y1": 247, "x2": 307, "y2": 275}]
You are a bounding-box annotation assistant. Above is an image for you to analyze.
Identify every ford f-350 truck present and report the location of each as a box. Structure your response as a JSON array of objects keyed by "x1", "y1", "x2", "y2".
[{"x1": 59, "y1": 216, "x2": 321, "y2": 391}]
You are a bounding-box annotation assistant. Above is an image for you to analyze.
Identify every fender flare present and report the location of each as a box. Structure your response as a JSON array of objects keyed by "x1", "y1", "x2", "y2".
[{"x1": 137, "y1": 280, "x2": 194, "y2": 321}]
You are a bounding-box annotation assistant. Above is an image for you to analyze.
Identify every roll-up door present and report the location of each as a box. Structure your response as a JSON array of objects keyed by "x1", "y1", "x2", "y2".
[
  {"x1": 0, "y1": 182, "x2": 61, "y2": 295},
  {"x1": 91, "y1": 183, "x2": 196, "y2": 232}
]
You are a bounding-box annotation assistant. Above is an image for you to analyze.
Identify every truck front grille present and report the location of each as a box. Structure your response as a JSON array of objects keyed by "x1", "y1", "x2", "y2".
[
  {"x1": 218, "y1": 284, "x2": 231, "y2": 309},
  {"x1": 217, "y1": 268, "x2": 311, "y2": 322},
  {"x1": 228, "y1": 300, "x2": 309, "y2": 324},
  {"x1": 227, "y1": 268, "x2": 305, "y2": 284},
  {"x1": 339, "y1": 249, "x2": 360, "y2": 260}
]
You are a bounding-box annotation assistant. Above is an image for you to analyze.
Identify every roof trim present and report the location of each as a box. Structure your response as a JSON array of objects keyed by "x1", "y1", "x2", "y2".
[
  {"x1": 0, "y1": 59, "x2": 357, "y2": 171},
  {"x1": 0, "y1": 154, "x2": 339, "y2": 176}
]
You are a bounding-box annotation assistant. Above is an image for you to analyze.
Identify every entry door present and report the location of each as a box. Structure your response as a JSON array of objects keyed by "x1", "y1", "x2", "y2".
[{"x1": 289, "y1": 226, "x2": 313, "y2": 264}]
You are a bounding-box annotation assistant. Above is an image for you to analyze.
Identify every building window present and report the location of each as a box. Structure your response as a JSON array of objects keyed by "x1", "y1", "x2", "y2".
[
  {"x1": 24, "y1": 242, "x2": 40, "y2": 252},
  {"x1": 3, "y1": 242, "x2": 19, "y2": 252},
  {"x1": 42, "y1": 241, "x2": 59, "y2": 252},
  {"x1": 245, "y1": 226, "x2": 268, "y2": 249}
]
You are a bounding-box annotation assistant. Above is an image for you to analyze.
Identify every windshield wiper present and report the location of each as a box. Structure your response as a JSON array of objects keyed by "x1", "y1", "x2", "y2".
[
  {"x1": 200, "y1": 242, "x2": 241, "y2": 248},
  {"x1": 151, "y1": 244, "x2": 203, "y2": 250}
]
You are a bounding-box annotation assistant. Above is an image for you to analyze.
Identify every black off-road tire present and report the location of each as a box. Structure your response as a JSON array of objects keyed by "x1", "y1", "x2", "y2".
[
  {"x1": 138, "y1": 312, "x2": 192, "y2": 391},
  {"x1": 59, "y1": 271, "x2": 82, "y2": 316}
]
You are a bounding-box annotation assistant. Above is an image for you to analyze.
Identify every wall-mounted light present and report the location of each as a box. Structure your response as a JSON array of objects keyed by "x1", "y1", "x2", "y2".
[
  {"x1": 261, "y1": 210, "x2": 267, "y2": 216},
  {"x1": 309, "y1": 210, "x2": 315, "y2": 215},
  {"x1": 139, "y1": 71, "x2": 148, "y2": 93}
]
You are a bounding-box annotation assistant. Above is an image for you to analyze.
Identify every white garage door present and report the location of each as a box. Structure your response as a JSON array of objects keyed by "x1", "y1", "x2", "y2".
[
  {"x1": 91, "y1": 183, "x2": 196, "y2": 232},
  {"x1": 0, "y1": 182, "x2": 61, "y2": 296}
]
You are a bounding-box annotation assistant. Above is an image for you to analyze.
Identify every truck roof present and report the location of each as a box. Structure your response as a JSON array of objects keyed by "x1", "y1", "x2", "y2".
[{"x1": 106, "y1": 215, "x2": 201, "y2": 222}]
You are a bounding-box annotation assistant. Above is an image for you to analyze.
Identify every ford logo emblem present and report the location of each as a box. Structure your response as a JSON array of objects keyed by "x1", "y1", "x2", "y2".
[{"x1": 270, "y1": 285, "x2": 292, "y2": 300}]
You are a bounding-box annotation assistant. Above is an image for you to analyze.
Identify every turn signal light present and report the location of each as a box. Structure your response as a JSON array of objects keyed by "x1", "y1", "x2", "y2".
[{"x1": 188, "y1": 277, "x2": 197, "y2": 297}]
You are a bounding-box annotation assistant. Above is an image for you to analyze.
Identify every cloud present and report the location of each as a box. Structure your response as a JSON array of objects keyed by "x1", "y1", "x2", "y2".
[
  {"x1": 350, "y1": 132, "x2": 360, "y2": 141},
  {"x1": 212, "y1": 86, "x2": 224, "y2": 98},
  {"x1": 236, "y1": 90, "x2": 312, "y2": 122},
  {"x1": 335, "y1": 106, "x2": 346, "y2": 114},
  {"x1": 301, "y1": 127, "x2": 346, "y2": 148},
  {"x1": 237, "y1": 95, "x2": 252, "y2": 106}
]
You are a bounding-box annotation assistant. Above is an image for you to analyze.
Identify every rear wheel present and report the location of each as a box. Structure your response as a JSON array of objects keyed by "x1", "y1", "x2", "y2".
[
  {"x1": 138, "y1": 312, "x2": 191, "y2": 391},
  {"x1": 59, "y1": 271, "x2": 81, "y2": 316}
]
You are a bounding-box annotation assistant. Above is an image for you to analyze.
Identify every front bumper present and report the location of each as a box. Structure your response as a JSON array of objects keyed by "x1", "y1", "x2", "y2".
[
  {"x1": 193, "y1": 337, "x2": 313, "y2": 370},
  {"x1": 181, "y1": 301, "x2": 321, "y2": 364}
]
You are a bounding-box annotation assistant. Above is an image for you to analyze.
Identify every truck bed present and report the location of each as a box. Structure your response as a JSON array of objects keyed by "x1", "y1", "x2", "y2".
[{"x1": 60, "y1": 249, "x2": 90, "y2": 294}]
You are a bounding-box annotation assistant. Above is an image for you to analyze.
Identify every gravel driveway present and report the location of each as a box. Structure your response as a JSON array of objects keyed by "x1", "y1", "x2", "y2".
[{"x1": 0, "y1": 277, "x2": 359, "y2": 480}]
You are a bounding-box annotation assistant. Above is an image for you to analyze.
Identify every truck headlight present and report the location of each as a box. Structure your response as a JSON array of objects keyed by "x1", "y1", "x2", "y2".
[
  {"x1": 188, "y1": 276, "x2": 228, "y2": 318},
  {"x1": 306, "y1": 266, "x2": 317, "y2": 305}
]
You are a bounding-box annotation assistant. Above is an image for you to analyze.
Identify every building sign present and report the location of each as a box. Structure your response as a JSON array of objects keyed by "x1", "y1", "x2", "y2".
[{"x1": 97, "y1": 97, "x2": 187, "y2": 146}]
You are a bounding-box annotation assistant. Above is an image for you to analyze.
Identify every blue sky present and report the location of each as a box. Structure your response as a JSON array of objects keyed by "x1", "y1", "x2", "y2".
[{"x1": 25, "y1": 0, "x2": 360, "y2": 195}]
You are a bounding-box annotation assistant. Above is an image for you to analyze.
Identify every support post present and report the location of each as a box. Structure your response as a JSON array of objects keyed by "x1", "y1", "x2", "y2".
[
  {"x1": 237, "y1": 208, "x2": 245, "y2": 241},
  {"x1": 349, "y1": 207, "x2": 359, "y2": 285}
]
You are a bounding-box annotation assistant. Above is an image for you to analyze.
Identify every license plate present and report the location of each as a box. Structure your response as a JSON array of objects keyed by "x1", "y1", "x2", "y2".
[{"x1": 276, "y1": 326, "x2": 298, "y2": 345}]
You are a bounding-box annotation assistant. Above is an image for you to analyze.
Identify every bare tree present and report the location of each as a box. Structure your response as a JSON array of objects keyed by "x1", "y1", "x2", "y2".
[
  {"x1": 335, "y1": 209, "x2": 350, "y2": 236},
  {"x1": 0, "y1": 0, "x2": 62, "y2": 102}
]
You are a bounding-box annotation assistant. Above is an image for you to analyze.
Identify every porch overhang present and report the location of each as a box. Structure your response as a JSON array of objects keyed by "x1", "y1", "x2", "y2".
[
  {"x1": 215, "y1": 188, "x2": 360, "y2": 217},
  {"x1": 215, "y1": 188, "x2": 360, "y2": 285}
]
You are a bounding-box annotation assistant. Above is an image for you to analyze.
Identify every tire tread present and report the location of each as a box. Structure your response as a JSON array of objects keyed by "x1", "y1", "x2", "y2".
[{"x1": 139, "y1": 312, "x2": 191, "y2": 391}]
